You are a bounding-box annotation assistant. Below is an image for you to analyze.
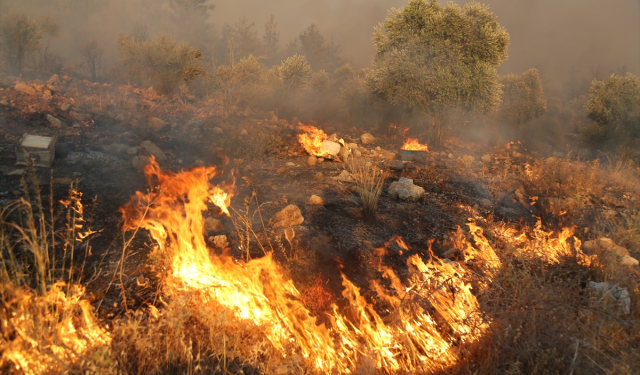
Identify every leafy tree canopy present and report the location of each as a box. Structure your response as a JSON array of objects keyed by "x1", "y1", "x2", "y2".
[
  {"x1": 371, "y1": 0, "x2": 509, "y2": 117},
  {"x1": 499, "y1": 68, "x2": 547, "y2": 128}
]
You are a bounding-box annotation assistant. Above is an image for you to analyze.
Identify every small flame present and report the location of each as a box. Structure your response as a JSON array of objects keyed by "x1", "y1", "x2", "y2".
[
  {"x1": 402, "y1": 137, "x2": 429, "y2": 152},
  {"x1": 297, "y1": 123, "x2": 330, "y2": 157}
]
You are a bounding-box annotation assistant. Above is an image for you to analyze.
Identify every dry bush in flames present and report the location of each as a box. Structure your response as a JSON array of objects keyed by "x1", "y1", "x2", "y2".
[{"x1": 348, "y1": 157, "x2": 388, "y2": 217}]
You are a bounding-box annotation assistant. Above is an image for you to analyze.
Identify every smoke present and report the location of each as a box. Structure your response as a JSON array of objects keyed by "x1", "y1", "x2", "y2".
[{"x1": 5, "y1": 0, "x2": 639, "y2": 89}]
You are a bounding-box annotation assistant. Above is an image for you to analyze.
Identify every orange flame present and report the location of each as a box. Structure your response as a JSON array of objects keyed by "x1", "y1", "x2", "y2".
[
  {"x1": 119, "y1": 158, "x2": 500, "y2": 373},
  {"x1": 297, "y1": 123, "x2": 331, "y2": 157},
  {"x1": 402, "y1": 137, "x2": 429, "y2": 152}
]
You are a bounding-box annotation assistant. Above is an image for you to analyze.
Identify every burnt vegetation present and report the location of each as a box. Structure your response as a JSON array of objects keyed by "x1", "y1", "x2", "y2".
[{"x1": 0, "y1": 0, "x2": 640, "y2": 374}]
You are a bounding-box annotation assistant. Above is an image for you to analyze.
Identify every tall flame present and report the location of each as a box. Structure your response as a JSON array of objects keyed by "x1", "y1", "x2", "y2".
[
  {"x1": 120, "y1": 157, "x2": 498, "y2": 373},
  {"x1": 402, "y1": 137, "x2": 429, "y2": 152}
]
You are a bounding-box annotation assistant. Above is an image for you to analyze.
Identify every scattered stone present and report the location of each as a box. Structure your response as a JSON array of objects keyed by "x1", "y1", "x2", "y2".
[
  {"x1": 72, "y1": 123, "x2": 82, "y2": 128},
  {"x1": 194, "y1": 159, "x2": 205, "y2": 167},
  {"x1": 361, "y1": 133, "x2": 375, "y2": 145},
  {"x1": 126, "y1": 147, "x2": 138, "y2": 155},
  {"x1": 132, "y1": 155, "x2": 151, "y2": 171},
  {"x1": 140, "y1": 140, "x2": 167, "y2": 163},
  {"x1": 148, "y1": 117, "x2": 168, "y2": 132},
  {"x1": 388, "y1": 177, "x2": 425, "y2": 201},
  {"x1": 391, "y1": 160, "x2": 404, "y2": 170},
  {"x1": 46, "y1": 114, "x2": 64, "y2": 128},
  {"x1": 353, "y1": 149, "x2": 362, "y2": 157},
  {"x1": 204, "y1": 217, "x2": 225, "y2": 233},
  {"x1": 338, "y1": 145, "x2": 350, "y2": 161},
  {"x1": 587, "y1": 281, "x2": 631, "y2": 315},
  {"x1": 276, "y1": 167, "x2": 287, "y2": 175},
  {"x1": 321, "y1": 139, "x2": 341, "y2": 156},
  {"x1": 481, "y1": 154, "x2": 492, "y2": 163},
  {"x1": 70, "y1": 111, "x2": 90, "y2": 122},
  {"x1": 602, "y1": 210, "x2": 617, "y2": 218},
  {"x1": 375, "y1": 146, "x2": 381, "y2": 151},
  {"x1": 308, "y1": 156, "x2": 317, "y2": 166},
  {"x1": 211, "y1": 235, "x2": 229, "y2": 248},
  {"x1": 381, "y1": 152, "x2": 396, "y2": 160},
  {"x1": 102, "y1": 143, "x2": 128, "y2": 156},
  {"x1": 318, "y1": 157, "x2": 324, "y2": 163},
  {"x1": 6, "y1": 169, "x2": 24, "y2": 177},
  {"x1": 333, "y1": 170, "x2": 353, "y2": 182},
  {"x1": 583, "y1": 238, "x2": 639, "y2": 267},
  {"x1": 240, "y1": 129, "x2": 248, "y2": 136},
  {"x1": 14, "y1": 82, "x2": 35, "y2": 95},
  {"x1": 448, "y1": 153, "x2": 454, "y2": 159},
  {"x1": 348, "y1": 143, "x2": 358, "y2": 150},
  {"x1": 309, "y1": 195, "x2": 323, "y2": 205},
  {"x1": 479, "y1": 198, "x2": 492, "y2": 208},
  {"x1": 286, "y1": 162, "x2": 295, "y2": 167},
  {"x1": 213, "y1": 127, "x2": 223, "y2": 134},
  {"x1": 313, "y1": 172, "x2": 324, "y2": 181},
  {"x1": 47, "y1": 74, "x2": 60, "y2": 85},
  {"x1": 267, "y1": 204, "x2": 304, "y2": 228},
  {"x1": 59, "y1": 102, "x2": 70, "y2": 111}
]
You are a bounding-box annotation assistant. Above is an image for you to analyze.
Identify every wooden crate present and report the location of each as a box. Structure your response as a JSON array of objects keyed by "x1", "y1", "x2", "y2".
[{"x1": 15, "y1": 134, "x2": 57, "y2": 167}]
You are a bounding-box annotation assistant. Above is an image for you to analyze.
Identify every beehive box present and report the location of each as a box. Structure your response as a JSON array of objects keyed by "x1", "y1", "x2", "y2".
[
  {"x1": 15, "y1": 134, "x2": 57, "y2": 167},
  {"x1": 400, "y1": 150, "x2": 428, "y2": 162}
]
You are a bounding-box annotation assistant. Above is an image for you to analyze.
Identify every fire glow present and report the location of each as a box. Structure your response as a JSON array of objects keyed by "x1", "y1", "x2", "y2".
[
  {"x1": 119, "y1": 157, "x2": 497, "y2": 373},
  {"x1": 297, "y1": 123, "x2": 330, "y2": 157},
  {"x1": 402, "y1": 137, "x2": 429, "y2": 152}
]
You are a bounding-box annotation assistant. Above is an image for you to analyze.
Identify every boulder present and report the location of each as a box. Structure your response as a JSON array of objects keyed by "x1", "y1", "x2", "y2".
[
  {"x1": 361, "y1": 133, "x2": 375, "y2": 145},
  {"x1": 309, "y1": 195, "x2": 323, "y2": 205},
  {"x1": 321, "y1": 140, "x2": 341, "y2": 156},
  {"x1": 70, "y1": 111, "x2": 90, "y2": 121},
  {"x1": 338, "y1": 145, "x2": 350, "y2": 161},
  {"x1": 204, "y1": 217, "x2": 225, "y2": 233},
  {"x1": 583, "y1": 237, "x2": 639, "y2": 267},
  {"x1": 140, "y1": 140, "x2": 167, "y2": 163},
  {"x1": 46, "y1": 114, "x2": 64, "y2": 128},
  {"x1": 388, "y1": 177, "x2": 425, "y2": 201},
  {"x1": 14, "y1": 82, "x2": 35, "y2": 95},
  {"x1": 148, "y1": 117, "x2": 168, "y2": 132},
  {"x1": 307, "y1": 156, "x2": 317, "y2": 166},
  {"x1": 267, "y1": 205, "x2": 304, "y2": 228}
]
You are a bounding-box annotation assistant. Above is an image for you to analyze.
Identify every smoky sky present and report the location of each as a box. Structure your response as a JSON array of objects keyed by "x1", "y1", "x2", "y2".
[{"x1": 7, "y1": 0, "x2": 640, "y2": 89}]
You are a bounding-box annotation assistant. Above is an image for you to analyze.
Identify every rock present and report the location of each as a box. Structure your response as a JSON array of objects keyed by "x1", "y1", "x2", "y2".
[
  {"x1": 132, "y1": 155, "x2": 151, "y2": 171},
  {"x1": 391, "y1": 160, "x2": 404, "y2": 170},
  {"x1": 148, "y1": 117, "x2": 168, "y2": 132},
  {"x1": 333, "y1": 170, "x2": 353, "y2": 182},
  {"x1": 102, "y1": 143, "x2": 128, "y2": 156},
  {"x1": 313, "y1": 172, "x2": 324, "y2": 181},
  {"x1": 194, "y1": 159, "x2": 205, "y2": 167},
  {"x1": 321, "y1": 139, "x2": 341, "y2": 156},
  {"x1": 620, "y1": 256, "x2": 640, "y2": 267},
  {"x1": 204, "y1": 217, "x2": 225, "y2": 233},
  {"x1": 47, "y1": 74, "x2": 60, "y2": 85},
  {"x1": 338, "y1": 146, "x2": 350, "y2": 161},
  {"x1": 448, "y1": 153, "x2": 454, "y2": 159},
  {"x1": 481, "y1": 154, "x2": 492, "y2": 163},
  {"x1": 317, "y1": 157, "x2": 324, "y2": 163},
  {"x1": 353, "y1": 149, "x2": 362, "y2": 157},
  {"x1": 309, "y1": 195, "x2": 323, "y2": 205},
  {"x1": 267, "y1": 205, "x2": 304, "y2": 228},
  {"x1": 240, "y1": 129, "x2": 248, "y2": 136},
  {"x1": 14, "y1": 82, "x2": 35, "y2": 95},
  {"x1": 276, "y1": 167, "x2": 287, "y2": 174},
  {"x1": 210, "y1": 235, "x2": 229, "y2": 248},
  {"x1": 70, "y1": 111, "x2": 90, "y2": 121},
  {"x1": 286, "y1": 162, "x2": 295, "y2": 167},
  {"x1": 126, "y1": 147, "x2": 138, "y2": 155},
  {"x1": 348, "y1": 143, "x2": 358, "y2": 150},
  {"x1": 213, "y1": 127, "x2": 223, "y2": 134},
  {"x1": 583, "y1": 237, "x2": 639, "y2": 267},
  {"x1": 140, "y1": 140, "x2": 167, "y2": 163},
  {"x1": 46, "y1": 114, "x2": 64, "y2": 128},
  {"x1": 381, "y1": 152, "x2": 396, "y2": 160},
  {"x1": 361, "y1": 133, "x2": 375, "y2": 145},
  {"x1": 375, "y1": 146, "x2": 381, "y2": 151},
  {"x1": 308, "y1": 156, "x2": 317, "y2": 166},
  {"x1": 587, "y1": 281, "x2": 631, "y2": 315},
  {"x1": 59, "y1": 102, "x2": 70, "y2": 111},
  {"x1": 6, "y1": 169, "x2": 24, "y2": 177},
  {"x1": 602, "y1": 210, "x2": 617, "y2": 218},
  {"x1": 388, "y1": 177, "x2": 425, "y2": 201}
]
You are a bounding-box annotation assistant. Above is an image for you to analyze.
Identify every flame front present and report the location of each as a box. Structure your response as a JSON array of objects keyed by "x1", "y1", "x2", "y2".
[
  {"x1": 119, "y1": 158, "x2": 500, "y2": 373},
  {"x1": 402, "y1": 137, "x2": 429, "y2": 151}
]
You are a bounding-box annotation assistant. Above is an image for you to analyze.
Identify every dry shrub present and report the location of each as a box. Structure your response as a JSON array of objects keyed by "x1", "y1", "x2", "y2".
[
  {"x1": 348, "y1": 157, "x2": 388, "y2": 217},
  {"x1": 299, "y1": 274, "x2": 333, "y2": 316}
]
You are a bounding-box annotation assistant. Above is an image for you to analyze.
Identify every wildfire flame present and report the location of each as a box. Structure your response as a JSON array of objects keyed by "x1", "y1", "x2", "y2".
[
  {"x1": 119, "y1": 157, "x2": 496, "y2": 373},
  {"x1": 402, "y1": 137, "x2": 429, "y2": 152},
  {"x1": 297, "y1": 123, "x2": 333, "y2": 157}
]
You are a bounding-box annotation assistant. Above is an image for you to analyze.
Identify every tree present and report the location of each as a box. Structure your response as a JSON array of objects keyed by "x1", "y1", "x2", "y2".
[
  {"x1": 263, "y1": 15, "x2": 279, "y2": 63},
  {"x1": 278, "y1": 54, "x2": 312, "y2": 90},
  {"x1": 37, "y1": 15, "x2": 59, "y2": 57},
  {"x1": 80, "y1": 38, "x2": 104, "y2": 80},
  {"x1": 231, "y1": 17, "x2": 262, "y2": 60},
  {"x1": 584, "y1": 73, "x2": 640, "y2": 145},
  {"x1": 0, "y1": 10, "x2": 42, "y2": 74},
  {"x1": 499, "y1": 68, "x2": 547, "y2": 129},
  {"x1": 116, "y1": 32, "x2": 206, "y2": 95},
  {"x1": 296, "y1": 24, "x2": 342, "y2": 71},
  {"x1": 371, "y1": 0, "x2": 509, "y2": 140}
]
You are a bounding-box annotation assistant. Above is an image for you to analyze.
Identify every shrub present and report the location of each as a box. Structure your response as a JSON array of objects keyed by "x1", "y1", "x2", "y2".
[{"x1": 0, "y1": 9, "x2": 42, "y2": 74}]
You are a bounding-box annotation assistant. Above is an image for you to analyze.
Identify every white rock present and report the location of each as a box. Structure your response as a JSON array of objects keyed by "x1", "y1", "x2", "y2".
[
  {"x1": 587, "y1": 281, "x2": 631, "y2": 315},
  {"x1": 46, "y1": 114, "x2": 64, "y2": 128},
  {"x1": 361, "y1": 133, "x2": 375, "y2": 145},
  {"x1": 388, "y1": 177, "x2": 425, "y2": 201},
  {"x1": 321, "y1": 139, "x2": 341, "y2": 156}
]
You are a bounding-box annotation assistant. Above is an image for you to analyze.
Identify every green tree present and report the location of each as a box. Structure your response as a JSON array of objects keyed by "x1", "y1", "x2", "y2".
[
  {"x1": 116, "y1": 32, "x2": 206, "y2": 95},
  {"x1": 584, "y1": 73, "x2": 640, "y2": 145},
  {"x1": 263, "y1": 15, "x2": 279, "y2": 64},
  {"x1": 278, "y1": 54, "x2": 312, "y2": 90},
  {"x1": 0, "y1": 10, "x2": 42, "y2": 74},
  {"x1": 371, "y1": 0, "x2": 509, "y2": 140},
  {"x1": 231, "y1": 17, "x2": 262, "y2": 60},
  {"x1": 296, "y1": 24, "x2": 342, "y2": 71},
  {"x1": 499, "y1": 68, "x2": 547, "y2": 129},
  {"x1": 80, "y1": 38, "x2": 104, "y2": 80}
]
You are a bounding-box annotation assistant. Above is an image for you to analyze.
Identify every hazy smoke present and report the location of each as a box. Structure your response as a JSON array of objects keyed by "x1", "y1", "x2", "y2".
[{"x1": 5, "y1": 0, "x2": 639, "y2": 88}]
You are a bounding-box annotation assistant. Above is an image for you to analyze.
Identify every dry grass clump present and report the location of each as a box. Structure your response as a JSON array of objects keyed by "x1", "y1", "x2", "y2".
[{"x1": 348, "y1": 157, "x2": 388, "y2": 217}]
